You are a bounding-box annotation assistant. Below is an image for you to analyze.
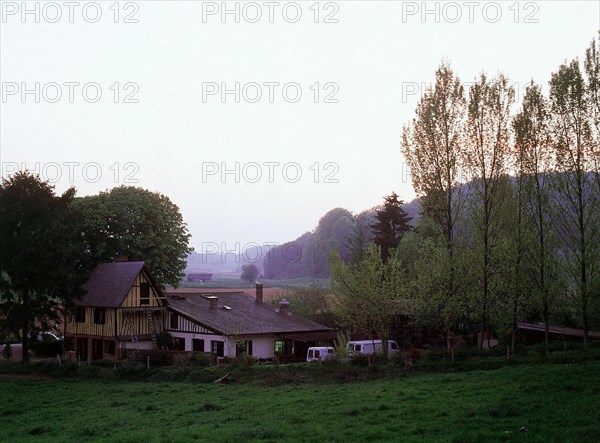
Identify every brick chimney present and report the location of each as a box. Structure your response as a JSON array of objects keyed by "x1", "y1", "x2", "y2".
[
  {"x1": 255, "y1": 282, "x2": 263, "y2": 303},
  {"x1": 278, "y1": 299, "x2": 290, "y2": 315},
  {"x1": 206, "y1": 295, "x2": 218, "y2": 309},
  {"x1": 112, "y1": 255, "x2": 129, "y2": 262}
]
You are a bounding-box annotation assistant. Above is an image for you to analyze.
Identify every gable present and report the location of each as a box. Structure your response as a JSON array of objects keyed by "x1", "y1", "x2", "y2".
[{"x1": 78, "y1": 262, "x2": 163, "y2": 308}]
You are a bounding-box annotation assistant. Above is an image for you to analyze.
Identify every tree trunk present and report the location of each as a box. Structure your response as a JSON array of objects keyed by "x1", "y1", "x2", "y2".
[
  {"x1": 21, "y1": 319, "x2": 30, "y2": 363},
  {"x1": 543, "y1": 301, "x2": 549, "y2": 355}
]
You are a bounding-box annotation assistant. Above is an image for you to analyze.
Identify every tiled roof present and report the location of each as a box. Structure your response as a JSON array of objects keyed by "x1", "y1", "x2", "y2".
[
  {"x1": 166, "y1": 291, "x2": 332, "y2": 336},
  {"x1": 78, "y1": 262, "x2": 146, "y2": 307}
]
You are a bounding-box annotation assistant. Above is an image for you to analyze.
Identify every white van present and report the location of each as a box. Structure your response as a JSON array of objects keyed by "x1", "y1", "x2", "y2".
[
  {"x1": 347, "y1": 340, "x2": 399, "y2": 356},
  {"x1": 306, "y1": 346, "x2": 335, "y2": 362}
]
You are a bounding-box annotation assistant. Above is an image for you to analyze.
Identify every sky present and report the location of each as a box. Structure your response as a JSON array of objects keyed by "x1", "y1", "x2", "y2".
[{"x1": 1, "y1": 0, "x2": 599, "y2": 255}]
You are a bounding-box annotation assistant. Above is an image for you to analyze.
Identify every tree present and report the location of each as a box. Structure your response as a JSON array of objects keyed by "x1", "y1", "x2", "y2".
[
  {"x1": 329, "y1": 245, "x2": 407, "y2": 357},
  {"x1": 549, "y1": 58, "x2": 597, "y2": 349},
  {"x1": 465, "y1": 73, "x2": 514, "y2": 349},
  {"x1": 513, "y1": 81, "x2": 558, "y2": 354},
  {"x1": 73, "y1": 186, "x2": 193, "y2": 288},
  {"x1": 240, "y1": 264, "x2": 259, "y2": 284},
  {"x1": 370, "y1": 193, "x2": 412, "y2": 262},
  {"x1": 0, "y1": 172, "x2": 86, "y2": 362},
  {"x1": 401, "y1": 62, "x2": 468, "y2": 350}
]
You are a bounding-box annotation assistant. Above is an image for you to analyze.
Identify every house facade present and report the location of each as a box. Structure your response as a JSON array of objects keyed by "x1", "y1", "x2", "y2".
[
  {"x1": 165, "y1": 284, "x2": 336, "y2": 361},
  {"x1": 64, "y1": 260, "x2": 166, "y2": 362}
]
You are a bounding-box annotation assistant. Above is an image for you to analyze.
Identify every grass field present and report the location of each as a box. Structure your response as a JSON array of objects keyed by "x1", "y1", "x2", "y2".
[
  {"x1": 1, "y1": 360, "x2": 599, "y2": 442},
  {"x1": 180, "y1": 276, "x2": 330, "y2": 290}
]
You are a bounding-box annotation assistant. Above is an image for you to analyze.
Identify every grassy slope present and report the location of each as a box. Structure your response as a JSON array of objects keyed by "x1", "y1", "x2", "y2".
[
  {"x1": 1, "y1": 361, "x2": 599, "y2": 443},
  {"x1": 179, "y1": 277, "x2": 330, "y2": 289}
]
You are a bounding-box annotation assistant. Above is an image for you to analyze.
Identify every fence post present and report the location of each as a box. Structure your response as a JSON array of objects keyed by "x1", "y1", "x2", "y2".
[{"x1": 147, "y1": 355, "x2": 150, "y2": 370}]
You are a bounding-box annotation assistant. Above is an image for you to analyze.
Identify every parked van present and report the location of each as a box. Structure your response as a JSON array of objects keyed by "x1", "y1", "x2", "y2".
[
  {"x1": 347, "y1": 340, "x2": 399, "y2": 356},
  {"x1": 306, "y1": 346, "x2": 335, "y2": 362}
]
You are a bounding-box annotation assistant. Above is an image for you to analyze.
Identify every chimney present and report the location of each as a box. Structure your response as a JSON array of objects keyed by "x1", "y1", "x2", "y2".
[
  {"x1": 206, "y1": 295, "x2": 218, "y2": 309},
  {"x1": 112, "y1": 255, "x2": 129, "y2": 262},
  {"x1": 278, "y1": 299, "x2": 290, "y2": 315},
  {"x1": 255, "y1": 282, "x2": 263, "y2": 303}
]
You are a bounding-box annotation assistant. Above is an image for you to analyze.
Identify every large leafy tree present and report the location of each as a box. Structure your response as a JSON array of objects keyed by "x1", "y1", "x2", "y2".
[
  {"x1": 329, "y1": 245, "x2": 407, "y2": 356},
  {"x1": 370, "y1": 193, "x2": 412, "y2": 262},
  {"x1": 73, "y1": 186, "x2": 193, "y2": 288},
  {"x1": 0, "y1": 172, "x2": 86, "y2": 362}
]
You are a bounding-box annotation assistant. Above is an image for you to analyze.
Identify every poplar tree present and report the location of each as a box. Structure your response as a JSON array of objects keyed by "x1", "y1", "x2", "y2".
[
  {"x1": 401, "y1": 62, "x2": 467, "y2": 349},
  {"x1": 465, "y1": 73, "x2": 515, "y2": 349}
]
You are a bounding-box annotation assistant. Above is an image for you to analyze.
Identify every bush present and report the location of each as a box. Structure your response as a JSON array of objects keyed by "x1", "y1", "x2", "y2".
[
  {"x1": 188, "y1": 352, "x2": 213, "y2": 367},
  {"x1": 349, "y1": 353, "x2": 369, "y2": 366},
  {"x1": 31, "y1": 340, "x2": 63, "y2": 357}
]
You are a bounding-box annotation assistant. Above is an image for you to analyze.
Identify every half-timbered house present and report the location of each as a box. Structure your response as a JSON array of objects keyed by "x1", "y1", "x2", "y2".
[{"x1": 64, "y1": 260, "x2": 165, "y2": 362}]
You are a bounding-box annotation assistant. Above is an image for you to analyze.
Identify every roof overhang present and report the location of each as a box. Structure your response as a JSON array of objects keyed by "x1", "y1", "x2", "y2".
[{"x1": 276, "y1": 330, "x2": 337, "y2": 342}]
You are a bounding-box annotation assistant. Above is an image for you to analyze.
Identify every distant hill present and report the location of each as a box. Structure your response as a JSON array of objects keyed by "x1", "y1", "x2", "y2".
[{"x1": 185, "y1": 196, "x2": 423, "y2": 279}]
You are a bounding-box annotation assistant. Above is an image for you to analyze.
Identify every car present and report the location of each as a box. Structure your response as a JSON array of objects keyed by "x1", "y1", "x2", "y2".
[
  {"x1": 347, "y1": 339, "x2": 399, "y2": 356},
  {"x1": 28, "y1": 331, "x2": 61, "y2": 342},
  {"x1": 306, "y1": 346, "x2": 335, "y2": 362}
]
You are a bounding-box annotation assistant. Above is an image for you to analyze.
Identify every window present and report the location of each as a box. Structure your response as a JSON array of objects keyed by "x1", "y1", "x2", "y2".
[
  {"x1": 211, "y1": 340, "x2": 224, "y2": 357},
  {"x1": 236, "y1": 340, "x2": 253, "y2": 356},
  {"x1": 390, "y1": 342, "x2": 398, "y2": 350},
  {"x1": 75, "y1": 307, "x2": 86, "y2": 323},
  {"x1": 192, "y1": 339, "x2": 205, "y2": 352},
  {"x1": 274, "y1": 340, "x2": 284, "y2": 354},
  {"x1": 93, "y1": 308, "x2": 105, "y2": 325},
  {"x1": 170, "y1": 312, "x2": 178, "y2": 330},
  {"x1": 140, "y1": 282, "x2": 150, "y2": 306}
]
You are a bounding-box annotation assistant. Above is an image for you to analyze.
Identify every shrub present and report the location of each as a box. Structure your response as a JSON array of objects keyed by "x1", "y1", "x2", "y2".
[
  {"x1": 349, "y1": 353, "x2": 369, "y2": 366},
  {"x1": 188, "y1": 352, "x2": 213, "y2": 367}
]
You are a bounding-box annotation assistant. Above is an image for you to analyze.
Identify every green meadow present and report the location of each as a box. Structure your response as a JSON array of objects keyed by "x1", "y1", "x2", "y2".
[{"x1": 1, "y1": 360, "x2": 598, "y2": 442}]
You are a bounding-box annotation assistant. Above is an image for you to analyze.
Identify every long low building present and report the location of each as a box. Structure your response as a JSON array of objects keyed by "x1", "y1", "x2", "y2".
[{"x1": 165, "y1": 284, "x2": 336, "y2": 361}]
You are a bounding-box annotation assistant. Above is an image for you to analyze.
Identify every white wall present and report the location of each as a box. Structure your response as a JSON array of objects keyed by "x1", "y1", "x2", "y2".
[{"x1": 169, "y1": 332, "x2": 277, "y2": 358}]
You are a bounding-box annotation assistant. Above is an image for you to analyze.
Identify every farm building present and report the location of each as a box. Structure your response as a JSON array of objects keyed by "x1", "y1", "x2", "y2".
[
  {"x1": 164, "y1": 284, "x2": 336, "y2": 361},
  {"x1": 186, "y1": 272, "x2": 213, "y2": 282},
  {"x1": 64, "y1": 260, "x2": 166, "y2": 362}
]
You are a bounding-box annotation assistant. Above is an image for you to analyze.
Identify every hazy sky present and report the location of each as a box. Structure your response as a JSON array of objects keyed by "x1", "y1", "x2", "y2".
[{"x1": 1, "y1": 0, "x2": 599, "y2": 254}]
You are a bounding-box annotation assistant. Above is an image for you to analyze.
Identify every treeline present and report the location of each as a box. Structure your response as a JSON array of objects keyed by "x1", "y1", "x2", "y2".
[
  {"x1": 329, "y1": 34, "x2": 600, "y2": 355},
  {"x1": 394, "y1": 33, "x2": 600, "y2": 353},
  {"x1": 262, "y1": 201, "x2": 420, "y2": 279}
]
